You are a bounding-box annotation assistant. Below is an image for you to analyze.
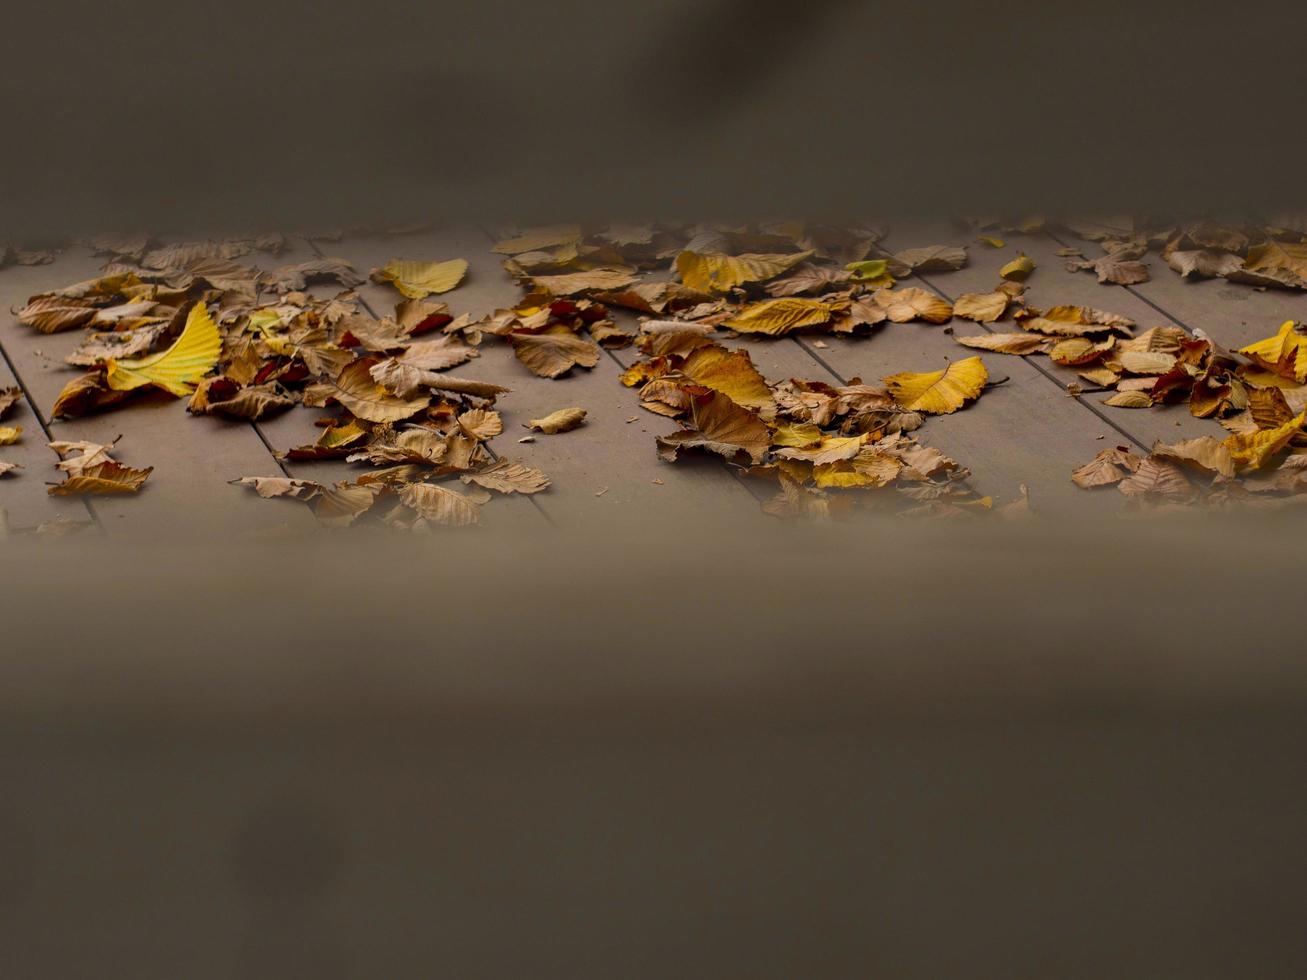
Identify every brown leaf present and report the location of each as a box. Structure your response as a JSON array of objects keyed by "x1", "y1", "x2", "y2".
[
  {"x1": 48, "y1": 460, "x2": 152, "y2": 496},
  {"x1": 233, "y1": 476, "x2": 320, "y2": 499},
  {"x1": 528, "y1": 268, "x2": 638, "y2": 297},
  {"x1": 656, "y1": 391, "x2": 771, "y2": 465},
  {"x1": 17, "y1": 294, "x2": 98, "y2": 333},
  {"x1": 892, "y1": 245, "x2": 968, "y2": 273},
  {"x1": 189, "y1": 379, "x2": 296, "y2": 420},
  {"x1": 1017, "y1": 305, "x2": 1135, "y2": 337},
  {"x1": 462, "y1": 460, "x2": 551, "y2": 495},
  {"x1": 1103, "y1": 390, "x2": 1153, "y2": 408},
  {"x1": 873, "y1": 286, "x2": 953, "y2": 324},
  {"x1": 1117, "y1": 457, "x2": 1195, "y2": 502},
  {"x1": 330, "y1": 358, "x2": 430, "y2": 422},
  {"x1": 527, "y1": 408, "x2": 587, "y2": 433},
  {"x1": 723, "y1": 297, "x2": 837, "y2": 335},
  {"x1": 264, "y1": 258, "x2": 363, "y2": 292},
  {"x1": 510, "y1": 330, "x2": 601, "y2": 378},
  {"x1": 1000, "y1": 253, "x2": 1035, "y2": 281},
  {"x1": 763, "y1": 265, "x2": 852, "y2": 297},
  {"x1": 398, "y1": 483, "x2": 483, "y2": 527},
  {"x1": 0, "y1": 387, "x2": 20, "y2": 420},
  {"x1": 1151, "y1": 437, "x2": 1236, "y2": 478},
  {"x1": 675, "y1": 250, "x2": 813, "y2": 293},
  {"x1": 50, "y1": 372, "x2": 131, "y2": 419}
]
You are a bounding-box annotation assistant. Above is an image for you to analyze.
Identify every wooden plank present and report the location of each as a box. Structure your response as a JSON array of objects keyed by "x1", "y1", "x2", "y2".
[
  {"x1": 1047, "y1": 228, "x2": 1307, "y2": 350},
  {"x1": 296, "y1": 227, "x2": 761, "y2": 528},
  {"x1": 0, "y1": 248, "x2": 316, "y2": 538},
  {"x1": 0, "y1": 341, "x2": 95, "y2": 531}
]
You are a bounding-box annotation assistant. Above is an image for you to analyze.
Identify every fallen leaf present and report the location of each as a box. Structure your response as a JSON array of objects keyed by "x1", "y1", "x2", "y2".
[
  {"x1": 675, "y1": 250, "x2": 814, "y2": 293},
  {"x1": 1238, "y1": 320, "x2": 1307, "y2": 382},
  {"x1": 510, "y1": 330, "x2": 601, "y2": 378},
  {"x1": 1017, "y1": 305, "x2": 1135, "y2": 337},
  {"x1": 462, "y1": 460, "x2": 551, "y2": 495},
  {"x1": 873, "y1": 287, "x2": 953, "y2": 324},
  {"x1": 1000, "y1": 253, "x2": 1035, "y2": 281},
  {"x1": 1238, "y1": 240, "x2": 1307, "y2": 289},
  {"x1": 764, "y1": 265, "x2": 852, "y2": 297},
  {"x1": 16, "y1": 294, "x2": 98, "y2": 333},
  {"x1": 656, "y1": 390, "x2": 771, "y2": 464},
  {"x1": 893, "y1": 245, "x2": 968, "y2": 273},
  {"x1": 1104, "y1": 390, "x2": 1153, "y2": 408},
  {"x1": 680, "y1": 344, "x2": 776, "y2": 415},
  {"x1": 233, "y1": 476, "x2": 320, "y2": 499},
  {"x1": 724, "y1": 297, "x2": 836, "y2": 335},
  {"x1": 458, "y1": 408, "x2": 503, "y2": 440},
  {"x1": 1223, "y1": 412, "x2": 1305, "y2": 471},
  {"x1": 883, "y1": 357, "x2": 988, "y2": 414},
  {"x1": 50, "y1": 372, "x2": 131, "y2": 418},
  {"x1": 1151, "y1": 437, "x2": 1237, "y2": 478},
  {"x1": 0, "y1": 461, "x2": 21, "y2": 477},
  {"x1": 776, "y1": 434, "x2": 867, "y2": 464},
  {"x1": 264, "y1": 258, "x2": 363, "y2": 292},
  {"x1": 1166, "y1": 249, "x2": 1242, "y2": 280},
  {"x1": 0, "y1": 426, "x2": 20, "y2": 445},
  {"x1": 492, "y1": 225, "x2": 582, "y2": 255},
  {"x1": 955, "y1": 332, "x2": 1048, "y2": 355},
  {"x1": 529, "y1": 268, "x2": 638, "y2": 296},
  {"x1": 844, "y1": 259, "x2": 895, "y2": 287},
  {"x1": 313, "y1": 482, "x2": 384, "y2": 527},
  {"x1": 48, "y1": 460, "x2": 152, "y2": 495},
  {"x1": 189, "y1": 379, "x2": 296, "y2": 420},
  {"x1": 106, "y1": 302, "x2": 222, "y2": 396},
  {"x1": 330, "y1": 358, "x2": 430, "y2": 422},
  {"x1": 1070, "y1": 253, "x2": 1151, "y2": 285},
  {"x1": 398, "y1": 482, "x2": 482, "y2": 527},
  {"x1": 527, "y1": 408, "x2": 587, "y2": 433},
  {"x1": 953, "y1": 290, "x2": 1010, "y2": 323},
  {"x1": 1072, "y1": 446, "x2": 1140, "y2": 488},
  {"x1": 371, "y1": 258, "x2": 469, "y2": 298},
  {"x1": 1117, "y1": 457, "x2": 1194, "y2": 501},
  {"x1": 978, "y1": 236, "x2": 1006, "y2": 248}
]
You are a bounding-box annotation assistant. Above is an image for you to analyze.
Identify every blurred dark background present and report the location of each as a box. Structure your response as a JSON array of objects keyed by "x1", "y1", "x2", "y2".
[{"x1": 4, "y1": 0, "x2": 1306, "y2": 236}]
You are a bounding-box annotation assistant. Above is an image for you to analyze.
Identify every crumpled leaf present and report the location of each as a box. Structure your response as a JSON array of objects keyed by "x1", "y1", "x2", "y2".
[
  {"x1": 1000, "y1": 253, "x2": 1035, "y2": 281},
  {"x1": 1070, "y1": 253, "x2": 1150, "y2": 285},
  {"x1": 106, "y1": 302, "x2": 222, "y2": 396},
  {"x1": 873, "y1": 286, "x2": 953, "y2": 324},
  {"x1": 1238, "y1": 240, "x2": 1307, "y2": 289},
  {"x1": 1222, "y1": 412, "x2": 1305, "y2": 471},
  {"x1": 883, "y1": 357, "x2": 988, "y2": 414},
  {"x1": 680, "y1": 345, "x2": 776, "y2": 415},
  {"x1": 656, "y1": 390, "x2": 771, "y2": 464},
  {"x1": 233, "y1": 476, "x2": 319, "y2": 499},
  {"x1": 457, "y1": 408, "x2": 503, "y2": 440},
  {"x1": 1151, "y1": 437, "x2": 1236, "y2": 478},
  {"x1": 1017, "y1": 305, "x2": 1135, "y2": 337},
  {"x1": 527, "y1": 407, "x2": 587, "y2": 433},
  {"x1": 371, "y1": 258, "x2": 468, "y2": 299},
  {"x1": 51, "y1": 372, "x2": 131, "y2": 418},
  {"x1": 764, "y1": 265, "x2": 852, "y2": 297},
  {"x1": 462, "y1": 460, "x2": 551, "y2": 495},
  {"x1": 1238, "y1": 320, "x2": 1307, "y2": 382},
  {"x1": 1166, "y1": 249, "x2": 1242, "y2": 280},
  {"x1": 675, "y1": 249, "x2": 813, "y2": 293},
  {"x1": 0, "y1": 461, "x2": 21, "y2": 477},
  {"x1": 331, "y1": 358, "x2": 430, "y2": 422},
  {"x1": 48, "y1": 460, "x2": 152, "y2": 496},
  {"x1": 50, "y1": 439, "x2": 120, "y2": 475},
  {"x1": 398, "y1": 483, "x2": 482, "y2": 527},
  {"x1": 188, "y1": 379, "x2": 296, "y2": 420},
  {"x1": 510, "y1": 329, "x2": 601, "y2": 378},
  {"x1": 282, "y1": 420, "x2": 371, "y2": 461},
  {"x1": 1072, "y1": 446, "x2": 1140, "y2": 488}
]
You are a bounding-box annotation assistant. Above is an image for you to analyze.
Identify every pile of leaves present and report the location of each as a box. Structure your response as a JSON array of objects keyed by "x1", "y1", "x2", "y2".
[
  {"x1": 615, "y1": 320, "x2": 997, "y2": 518},
  {"x1": 13, "y1": 243, "x2": 551, "y2": 528},
  {"x1": 483, "y1": 222, "x2": 983, "y2": 346}
]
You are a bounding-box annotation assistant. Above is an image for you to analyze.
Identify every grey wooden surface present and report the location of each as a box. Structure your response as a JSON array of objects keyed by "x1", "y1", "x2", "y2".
[{"x1": 2, "y1": 222, "x2": 1299, "y2": 533}]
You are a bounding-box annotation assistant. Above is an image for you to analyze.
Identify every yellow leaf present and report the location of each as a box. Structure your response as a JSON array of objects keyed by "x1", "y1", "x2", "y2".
[
  {"x1": 675, "y1": 250, "x2": 813, "y2": 293},
  {"x1": 955, "y1": 332, "x2": 1047, "y2": 355},
  {"x1": 106, "y1": 302, "x2": 221, "y2": 396},
  {"x1": 680, "y1": 345, "x2": 775, "y2": 414},
  {"x1": 724, "y1": 297, "x2": 835, "y2": 335},
  {"x1": 953, "y1": 290, "x2": 1009, "y2": 323},
  {"x1": 1222, "y1": 412, "x2": 1305, "y2": 471},
  {"x1": 775, "y1": 434, "x2": 867, "y2": 465},
  {"x1": 1237, "y1": 320, "x2": 1307, "y2": 383},
  {"x1": 883, "y1": 357, "x2": 988, "y2": 414},
  {"x1": 1000, "y1": 253, "x2": 1035, "y2": 281},
  {"x1": 372, "y1": 258, "x2": 468, "y2": 299},
  {"x1": 528, "y1": 267, "x2": 638, "y2": 296},
  {"x1": 977, "y1": 236, "x2": 1006, "y2": 248},
  {"x1": 0, "y1": 426, "x2": 20, "y2": 445},
  {"x1": 331, "y1": 359, "x2": 430, "y2": 423}
]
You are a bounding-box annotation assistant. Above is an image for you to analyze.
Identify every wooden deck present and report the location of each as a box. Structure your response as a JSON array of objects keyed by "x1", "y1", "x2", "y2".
[{"x1": 2, "y1": 221, "x2": 1303, "y2": 535}]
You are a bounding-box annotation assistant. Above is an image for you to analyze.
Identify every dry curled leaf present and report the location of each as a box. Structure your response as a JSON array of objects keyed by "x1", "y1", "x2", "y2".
[
  {"x1": 1117, "y1": 457, "x2": 1194, "y2": 502},
  {"x1": 527, "y1": 408, "x2": 587, "y2": 433},
  {"x1": 462, "y1": 460, "x2": 551, "y2": 495},
  {"x1": 16, "y1": 294, "x2": 98, "y2": 333},
  {"x1": 331, "y1": 358, "x2": 430, "y2": 422},
  {"x1": 0, "y1": 426, "x2": 20, "y2": 445},
  {"x1": 1000, "y1": 253, "x2": 1035, "y2": 281},
  {"x1": 1072, "y1": 447, "x2": 1141, "y2": 488},
  {"x1": 883, "y1": 357, "x2": 988, "y2": 414},
  {"x1": 0, "y1": 387, "x2": 21, "y2": 420},
  {"x1": 893, "y1": 245, "x2": 968, "y2": 273},
  {"x1": 371, "y1": 258, "x2": 468, "y2": 299},
  {"x1": 398, "y1": 483, "x2": 482, "y2": 527},
  {"x1": 656, "y1": 390, "x2": 771, "y2": 465},
  {"x1": 510, "y1": 330, "x2": 601, "y2": 378},
  {"x1": 680, "y1": 344, "x2": 775, "y2": 415},
  {"x1": 48, "y1": 460, "x2": 152, "y2": 496},
  {"x1": 1223, "y1": 412, "x2": 1305, "y2": 471}
]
